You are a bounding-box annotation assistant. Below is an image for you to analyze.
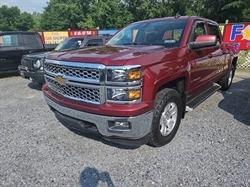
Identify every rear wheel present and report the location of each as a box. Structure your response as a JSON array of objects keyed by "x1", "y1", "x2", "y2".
[
  {"x1": 218, "y1": 64, "x2": 235, "y2": 91},
  {"x1": 149, "y1": 88, "x2": 182, "y2": 147}
]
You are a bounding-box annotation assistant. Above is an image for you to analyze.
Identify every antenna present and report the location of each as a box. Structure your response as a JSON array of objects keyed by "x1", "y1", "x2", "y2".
[{"x1": 175, "y1": 12, "x2": 181, "y2": 19}]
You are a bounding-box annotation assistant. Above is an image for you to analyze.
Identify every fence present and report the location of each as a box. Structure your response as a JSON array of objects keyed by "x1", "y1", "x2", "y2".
[{"x1": 237, "y1": 51, "x2": 250, "y2": 70}]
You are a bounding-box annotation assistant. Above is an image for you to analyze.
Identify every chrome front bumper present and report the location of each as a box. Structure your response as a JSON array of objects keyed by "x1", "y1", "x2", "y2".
[{"x1": 44, "y1": 96, "x2": 153, "y2": 139}]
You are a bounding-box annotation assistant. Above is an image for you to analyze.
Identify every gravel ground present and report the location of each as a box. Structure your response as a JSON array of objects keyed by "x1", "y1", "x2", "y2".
[{"x1": 0, "y1": 71, "x2": 249, "y2": 187}]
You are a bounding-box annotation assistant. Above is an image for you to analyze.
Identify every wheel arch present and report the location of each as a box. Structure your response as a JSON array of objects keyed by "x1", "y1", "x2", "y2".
[
  {"x1": 232, "y1": 56, "x2": 238, "y2": 70},
  {"x1": 155, "y1": 77, "x2": 187, "y2": 118}
]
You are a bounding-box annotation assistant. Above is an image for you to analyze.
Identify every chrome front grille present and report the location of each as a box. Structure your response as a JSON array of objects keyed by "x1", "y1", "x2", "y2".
[
  {"x1": 44, "y1": 63, "x2": 101, "y2": 81},
  {"x1": 46, "y1": 77, "x2": 100, "y2": 103},
  {"x1": 44, "y1": 59, "x2": 105, "y2": 104}
]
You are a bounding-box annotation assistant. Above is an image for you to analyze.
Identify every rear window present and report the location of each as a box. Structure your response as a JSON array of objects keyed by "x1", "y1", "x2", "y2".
[
  {"x1": 0, "y1": 34, "x2": 19, "y2": 46},
  {"x1": 86, "y1": 39, "x2": 103, "y2": 46},
  {"x1": 22, "y1": 33, "x2": 43, "y2": 48}
]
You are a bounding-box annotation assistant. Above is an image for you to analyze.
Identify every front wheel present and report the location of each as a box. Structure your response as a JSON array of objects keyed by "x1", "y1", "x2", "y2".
[{"x1": 149, "y1": 88, "x2": 182, "y2": 147}]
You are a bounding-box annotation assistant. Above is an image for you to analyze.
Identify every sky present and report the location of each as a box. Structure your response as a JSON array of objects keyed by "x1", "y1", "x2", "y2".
[{"x1": 0, "y1": 0, "x2": 48, "y2": 13}]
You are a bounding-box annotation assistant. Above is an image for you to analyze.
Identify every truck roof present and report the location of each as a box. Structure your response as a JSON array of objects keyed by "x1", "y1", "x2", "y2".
[
  {"x1": 70, "y1": 35, "x2": 108, "y2": 39},
  {"x1": 133, "y1": 16, "x2": 218, "y2": 26},
  {"x1": 0, "y1": 31, "x2": 39, "y2": 34}
]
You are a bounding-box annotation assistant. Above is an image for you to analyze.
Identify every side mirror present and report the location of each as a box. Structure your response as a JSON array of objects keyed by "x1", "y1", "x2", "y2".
[{"x1": 190, "y1": 35, "x2": 217, "y2": 49}]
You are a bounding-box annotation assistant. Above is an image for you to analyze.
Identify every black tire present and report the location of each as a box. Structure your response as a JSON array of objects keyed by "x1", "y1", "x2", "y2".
[
  {"x1": 149, "y1": 88, "x2": 182, "y2": 147},
  {"x1": 218, "y1": 64, "x2": 235, "y2": 91}
]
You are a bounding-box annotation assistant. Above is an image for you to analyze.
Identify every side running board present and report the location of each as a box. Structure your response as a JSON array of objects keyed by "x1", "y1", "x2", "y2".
[{"x1": 186, "y1": 83, "x2": 221, "y2": 111}]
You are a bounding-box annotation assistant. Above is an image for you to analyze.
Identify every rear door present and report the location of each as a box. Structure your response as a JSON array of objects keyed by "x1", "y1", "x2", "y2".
[
  {"x1": 0, "y1": 33, "x2": 23, "y2": 71},
  {"x1": 188, "y1": 20, "x2": 215, "y2": 99},
  {"x1": 207, "y1": 22, "x2": 227, "y2": 82}
]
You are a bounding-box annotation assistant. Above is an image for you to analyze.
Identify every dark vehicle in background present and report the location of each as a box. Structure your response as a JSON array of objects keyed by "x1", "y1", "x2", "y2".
[
  {"x1": 0, "y1": 31, "x2": 56, "y2": 75},
  {"x1": 18, "y1": 35, "x2": 108, "y2": 84}
]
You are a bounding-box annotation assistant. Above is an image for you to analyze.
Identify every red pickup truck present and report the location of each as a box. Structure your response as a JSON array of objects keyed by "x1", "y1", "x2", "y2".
[{"x1": 42, "y1": 16, "x2": 238, "y2": 147}]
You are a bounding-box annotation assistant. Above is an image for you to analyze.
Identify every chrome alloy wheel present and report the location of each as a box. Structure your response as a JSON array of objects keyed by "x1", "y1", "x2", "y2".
[{"x1": 159, "y1": 102, "x2": 178, "y2": 136}]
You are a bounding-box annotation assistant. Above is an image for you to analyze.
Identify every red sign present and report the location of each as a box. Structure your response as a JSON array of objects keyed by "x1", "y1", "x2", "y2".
[
  {"x1": 68, "y1": 30, "x2": 98, "y2": 37},
  {"x1": 223, "y1": 23, "x2": 250, "y2": 50},
  {"x1": 38, "y1": 32, "x2": 45, "y2": 44}
]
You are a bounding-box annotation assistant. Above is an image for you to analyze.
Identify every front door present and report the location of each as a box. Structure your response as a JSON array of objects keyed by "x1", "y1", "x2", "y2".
[
  {"x1": 188, "y1": 21, "x2": 214, "y2": 100},
  {"x1": 0, "y1": 33, "x2": 23, "y2": 72}
]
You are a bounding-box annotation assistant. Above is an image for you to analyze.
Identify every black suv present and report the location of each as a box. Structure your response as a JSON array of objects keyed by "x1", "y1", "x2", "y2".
[
  {"x1": 0, "y1": 31, "x2": 56, "y2": 75},
  {"x1": 18, "y1": 35, "x2": 108, "y2": 84}
]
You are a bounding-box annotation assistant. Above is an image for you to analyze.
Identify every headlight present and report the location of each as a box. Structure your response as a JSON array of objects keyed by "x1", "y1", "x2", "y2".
[
  {"x1": 107, "y1": 88, "x2": 141, "y2": 103},
  {"x1": 106, "y1": 66, "x2": 141, "y2": 83},
  {"x1": 106, "y1": 65, "x2": 142, "y2": 103},
  {"x1": 33, "y1": 59, "x2": 41, "y2": 69}
]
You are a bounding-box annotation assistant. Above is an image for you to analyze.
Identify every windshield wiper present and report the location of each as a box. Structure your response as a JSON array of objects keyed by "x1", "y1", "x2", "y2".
[
  {"x1": 122, "y1": 42, "x2": 154, "y2": 45},
  {"x1": 122, "y1": 42, "x2": 138, "y2": 45},
  {"x1": 120, "y1": 42, "x2": 160, "y2": 46},
  {"x1": 136, "y1": 42, "x2": 151, "y2": 45}
]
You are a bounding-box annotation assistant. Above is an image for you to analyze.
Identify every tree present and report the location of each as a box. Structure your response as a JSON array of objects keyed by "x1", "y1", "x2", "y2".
[
  {"x1": 31, "y1": 11, "x2": 42, "y2": 31},
  {"x1": 0, "y1": 5, "x2": 21, "y2": 30},
  {"x1": 17, "y1": 12, "x2": 35, "y2": 31},
  {"x1": 1, "y1": 0, "x2": 249, "y2": 31},
  {"x1": 222, "y1": 0, "x2": 250, "y2": 22},
  {"x1": 86, "y1": 0, "x2": 132, "y2": 29},
  {"x1": 0, "y1": 5, "x2": 34, "y2": 31},
  {"x1": 40, "y1": 0, "x2": 84, "y2": 30}
]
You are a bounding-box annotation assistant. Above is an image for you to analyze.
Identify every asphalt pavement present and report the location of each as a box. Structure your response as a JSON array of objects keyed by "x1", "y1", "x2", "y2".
[{"x1": 0, "y1": 70, "x2": 249, "y2": 187}]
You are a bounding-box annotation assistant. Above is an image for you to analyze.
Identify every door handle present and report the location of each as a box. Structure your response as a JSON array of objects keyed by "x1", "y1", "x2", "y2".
[{"x1": 208, "y1": 54, "x2": 213, "y2": 58}]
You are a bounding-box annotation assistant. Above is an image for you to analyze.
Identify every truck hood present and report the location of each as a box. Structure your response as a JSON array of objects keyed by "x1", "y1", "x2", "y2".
[
  {"x1": 23, "y1": 52, "x2": 49, "y2": 59},
  {"x1": 46, "y1": 45, "x2": 165, "y2": 66}
]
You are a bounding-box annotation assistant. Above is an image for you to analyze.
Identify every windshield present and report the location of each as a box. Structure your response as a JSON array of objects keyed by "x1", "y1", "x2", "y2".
[
  {"x1": 106, "y1": 20, "x2": 186, "y2": 48},
  {"x1": 54, "y1": 37, "x2": 85, "y2": 51}
]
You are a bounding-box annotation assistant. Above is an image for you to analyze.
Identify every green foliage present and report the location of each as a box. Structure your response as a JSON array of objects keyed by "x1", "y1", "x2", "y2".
[
  {"x1": 1, "y1": 0, "x2": 250, "y2": 31},
  {"x1": 17, "y1": 12, "x2": 35, "y2": 31},
  {"x1": 31, "y1": 12, "x2": 42, "y2": 31},
  {"x1": 40, "y1": 0, "x2": 84, "y2": 30},
  {"x1": 222, "y1": 0, "x2": 244, "y2": 10},
  {"x1": 0, "y1": 5, "x2": 35, "y2": 31}
]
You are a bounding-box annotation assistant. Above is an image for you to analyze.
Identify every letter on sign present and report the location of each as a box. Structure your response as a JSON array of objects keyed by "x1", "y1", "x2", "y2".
[{"x1": 230, "y1": 24, "x2": 244, "y2": 41}]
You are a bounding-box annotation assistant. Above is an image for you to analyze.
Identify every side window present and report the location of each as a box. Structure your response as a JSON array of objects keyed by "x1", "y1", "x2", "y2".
[
  {"x1": 0, "y1": 34, "x2": 19, "y2": 46},
  {"x1": 22, "y1": 34, "x2": 43, "y2": 48},
  {"x1": 208, "y1": 24, "x2": 222, "y2": 44},
  {"x1": 191, "y1": 22, "x2": 206, "y2": 41},
  {"x1": 86, "y1": 39, "x2": 103, "y2": 46}
]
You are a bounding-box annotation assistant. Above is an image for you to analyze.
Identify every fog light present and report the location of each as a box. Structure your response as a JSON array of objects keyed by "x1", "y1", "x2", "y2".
[{"x1": 108, "y1": 121, "x2": 131, "y2": 131}]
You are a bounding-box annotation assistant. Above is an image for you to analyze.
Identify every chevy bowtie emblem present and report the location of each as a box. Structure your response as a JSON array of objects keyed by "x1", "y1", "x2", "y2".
[{"x1": 55, "y1": 75, "x2": 67, "y2": 85}]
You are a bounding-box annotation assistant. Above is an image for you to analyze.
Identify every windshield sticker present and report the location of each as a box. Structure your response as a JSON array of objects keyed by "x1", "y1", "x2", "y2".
[{"x1": 164, "y1": 39, "x2": 176, "y2": 43}]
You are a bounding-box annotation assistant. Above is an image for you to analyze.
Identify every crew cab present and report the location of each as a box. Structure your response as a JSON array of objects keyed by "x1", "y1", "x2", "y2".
[
  {"x1": 0, "y1": 31, "x2": 56, "y2": 74},
  {"x1": 42, "y1": 16, "x2": 239, "y2": 147},
  {"x1": 18, "y1": 36, "x2": 108, "y2": 84}
]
